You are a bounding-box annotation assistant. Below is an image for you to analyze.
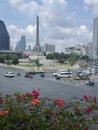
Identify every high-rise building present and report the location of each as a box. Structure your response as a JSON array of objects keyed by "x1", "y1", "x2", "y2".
[
  {"x1": 44, "y1": 43, "x2": 55, "y2": 54},
  {"x1": 92, "y1": 17, "x2": 98, "y2": 60},
  {"x1": 28, "y1": 45, "x2": 31, "y2": 50},
  {"x1": 33, "y1": 16, "x2": 41, "y2": 53},
  {"x1": 86, "y1": 42, "x2": 92, "y2": 58},
  {"x1": 15, "y1": 35, "x2": 26, "y2": 51},
  {"x1": 0, "y1": 20, "x2": 10, "y2": 50}
]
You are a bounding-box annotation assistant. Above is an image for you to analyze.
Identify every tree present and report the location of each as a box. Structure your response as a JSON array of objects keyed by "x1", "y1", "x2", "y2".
[
  {"x1": 81, "y1": 55, "x2": 90, "y2": 61},
  {"x1": 68, "y1": 53, "x2": 79, "y2": 65},
  {"x1": 46, "y1": 54, "x2": 54, "y2": 59},
  {"x1": 5, "y1": 54, "x2": 12, "y2": 60},
  {"x1": 12, "y1": 56, "x2": 19, "y2": 65},
  {"x1": 0, "y1": 55, "x2": 5, "y2": 63},
  {"x1": 54, "y1": 52, "x2": 59, "y2": 60}
]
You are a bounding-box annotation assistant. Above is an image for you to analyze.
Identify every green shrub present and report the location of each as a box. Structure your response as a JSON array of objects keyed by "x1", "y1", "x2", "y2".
[{"x1": 74, "y1": 77, "x2": 89, "y2": 80}]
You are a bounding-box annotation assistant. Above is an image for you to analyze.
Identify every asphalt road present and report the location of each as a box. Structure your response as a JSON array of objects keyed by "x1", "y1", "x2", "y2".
[
  {"x1": 0, "y1": 67, "x2": 98, "y2": 129},
  {"x1": 0, "y1": 67, "x2": 98, "y2": 100}
]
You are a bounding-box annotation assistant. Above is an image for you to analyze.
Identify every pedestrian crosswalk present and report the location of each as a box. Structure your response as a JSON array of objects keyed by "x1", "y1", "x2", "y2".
[{"x1": 45, "y1": 77, "x2": 95, "y2": 88}]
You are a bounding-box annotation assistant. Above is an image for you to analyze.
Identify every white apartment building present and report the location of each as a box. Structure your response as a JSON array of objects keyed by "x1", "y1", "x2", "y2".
[{"x1": 65, "y1": 46, "x2": 82, "y2": 56}]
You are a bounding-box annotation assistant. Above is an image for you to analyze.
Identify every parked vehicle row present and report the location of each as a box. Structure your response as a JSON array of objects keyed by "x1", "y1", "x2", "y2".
[
  {"x1": 24, "y1": 72, "x2": 45, "y2": 78},
  {"x1": 4, "y1": 71, "x2": 45, "y2": 79}
]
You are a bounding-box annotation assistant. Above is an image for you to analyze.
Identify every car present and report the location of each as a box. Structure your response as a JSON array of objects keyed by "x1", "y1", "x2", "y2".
[
  {"x1": 56, "y1": 71, "x2": 72, "y2": 80},
  {"x1": 77, "y1": 71, "x2": 90, "y2": 79},
  {"x1": 86, "y1": 80, "x2": 95, "y2": 86},
  {"x1": 4, "y1": 72, "x2": 14, "y2": 77},
  {"x1": 24, "y1": 72, "x2": 33, "y2": 79},
  {"x1": 53, "y1": 69, "x2": 71, "y2": 77},
  {"x1": 17, "y1": 72, "x2": 21, "y2": 76},
  {"x1": 53, "y1": 71, "x2": 61, "y2": 77},
  {"x1": 40, "y1": 72, "x2": 45, "y2": 77},
  {"x1": 27, "y1": 71, "x2": 36, "y2": 75}
]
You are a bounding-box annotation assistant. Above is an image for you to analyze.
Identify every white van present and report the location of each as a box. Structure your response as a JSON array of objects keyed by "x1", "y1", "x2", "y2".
[
  {"x1": 53, "y1": 69, "x2": 71, "y2": 77},
  {"x1": 56, "y1": 71, "x2": 72, "y2": 79}
]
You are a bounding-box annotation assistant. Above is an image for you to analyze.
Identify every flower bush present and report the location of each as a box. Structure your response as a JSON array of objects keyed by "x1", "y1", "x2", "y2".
[{"x1": 0, "y1": 90, "x2": 98, "y2": 130}]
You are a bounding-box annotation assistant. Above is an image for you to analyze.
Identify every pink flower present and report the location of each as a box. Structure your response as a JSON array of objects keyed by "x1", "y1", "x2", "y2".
[
  {"x1": 76, "y1": 109, "x2": 80, "y2": 114},
  {"x1": 83, "y1": 95, "x2": 89, "y2": 102},
  {"x1": 85, "y1": 128, "x2": 89, "y2": 130},
  {"x1": 93, "y1": 96, "x2": 97, "y2": 102},
  {"x1": 5, "y1": 94, "x2": 11, "y2": 97},
  {"x1": 32, "y1": 90, "x2": 40, "y2": 99},
  {"x1": 84, "y1": 106, "x2": 92, "y2": 114},
  {"x1": 54, "y1": 99, "x2": 64, "y2": 108}
]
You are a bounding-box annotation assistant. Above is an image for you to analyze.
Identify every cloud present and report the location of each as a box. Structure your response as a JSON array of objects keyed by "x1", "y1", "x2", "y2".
[
  {"x1": 8, "y1": 0, "x2": 91, "y2": 52},
  {"x1": 84, "y1": 0, "x2": 98, "y2": 15},
  {"x1": 8, "y1": 23, "x2": 90, "y2": 52},
  {"x1": 84, "y1": 0, "x2": 98, "y2": 5},
  {"x1": 9, "y1": 0, "x2": 39, "y2": 16},
  {"x1": 7, "y1": 24, "x2": 36, "y2": 49},
  {"x1": 9, "y1": 0, "x2": 23, "y2": 7}
]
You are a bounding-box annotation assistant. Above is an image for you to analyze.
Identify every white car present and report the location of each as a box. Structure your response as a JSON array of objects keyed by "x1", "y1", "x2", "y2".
[{"x1": 4, "y1": 72, "x2": 15, "y2": 77}]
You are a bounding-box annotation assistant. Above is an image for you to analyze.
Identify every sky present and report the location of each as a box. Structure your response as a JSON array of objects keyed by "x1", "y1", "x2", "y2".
[{"x1": 0, "y1": 0, "x2": 98, "y2": 52}]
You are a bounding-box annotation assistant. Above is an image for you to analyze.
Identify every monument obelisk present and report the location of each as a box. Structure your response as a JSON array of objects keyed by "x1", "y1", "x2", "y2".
[
  {"x1": 36, "y1": 15, "x2": 39, "y2": 47},
  {"x1": 33, "y1": 15, "x2": 41, "y2": 53},
  {"x1": 29, "y1": 16, "x2": 44, "y2": 62}
]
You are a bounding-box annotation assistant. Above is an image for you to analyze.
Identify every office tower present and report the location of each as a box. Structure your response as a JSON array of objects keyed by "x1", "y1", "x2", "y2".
[
  {"x1": 45, "y1": 43, "x2": 55, "y2": 54},
  {"x1": 92, "y1": 17, "x2": 98, "y2": 60},
  {"x1": 33, "y1": 16, "x2": 41, "y2": 53},
  {"x1": 15, "y1": 35, "x2": 26, "y2": 52},
  {"x1": 0, "y1": 20, "x2": 10, "y2": 50},
  {"x1": 86, "y1": 42, "x2": 92, "y2": 58}
]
